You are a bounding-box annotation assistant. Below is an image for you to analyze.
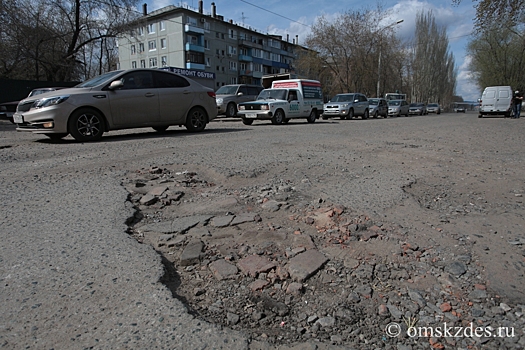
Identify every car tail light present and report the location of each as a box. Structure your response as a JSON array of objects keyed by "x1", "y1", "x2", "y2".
[{"x1": 207, "y1": 91, "x2": 216, "y2": 98}]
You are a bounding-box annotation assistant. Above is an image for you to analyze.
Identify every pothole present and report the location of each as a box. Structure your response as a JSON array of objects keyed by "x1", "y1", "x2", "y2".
[{"x1": 121, "y1": 166, "x2": 511, "y2": 348}]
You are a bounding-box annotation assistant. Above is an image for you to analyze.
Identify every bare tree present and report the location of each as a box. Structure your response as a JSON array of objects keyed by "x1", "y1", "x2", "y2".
[
  {"x1": 409, "y1": 11, "x2": 456, "y2": 106},
  {"x1": 0, "y1": 0, "x2": 139, "y2": 81},
  {"x1": 302, "y1": 6, "x2": 405, "y2": 98}
]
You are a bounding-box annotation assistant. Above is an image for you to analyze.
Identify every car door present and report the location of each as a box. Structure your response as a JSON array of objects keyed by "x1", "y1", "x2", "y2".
[
  {"x1": 378, "y1": 99, "x2": 386, "y2": 116},
  {"x1": 356, "y1": 94, "x2": 367, "y2": 115},
  {"x1": 402, "y1": 101, "x2": 409, "y2": 115},
  {"x1": 495, "y1": 87, "x2": 511, "y2": 112},
  {"x1": 287, "y1": 90, "x2": 301, "y2": 116},
  {"x1": 108, "y1": 71, "x2": 160, "y2": 126},
  {"x1": 237, "y1": 85, "x2": 251, "y2": 104},
  {"x1": 154, "y1": 71, "x2": 195, "y2": 124},
  {"x1": 247, "y1": 86, "x2": 262, "y2": 102}
]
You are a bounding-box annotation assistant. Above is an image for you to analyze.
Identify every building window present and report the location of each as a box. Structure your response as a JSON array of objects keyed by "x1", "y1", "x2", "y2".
[
  {"x1": 147, "y1": 23, "x2": 155, "y2": 34},
  {"x1": 139, "y1": 43, "x2": 145, "y2": 53},
  {"x1": 206, "y1": 57, "x2": 211, "y2": 67},
  {"x1": 148, "y1": 40, "x2": 156, "y2": 51},
  {"x1": 131, "y1": 45, "x2": 136, "y2": 55},
  {"x1": 140, "y1": 59, "x2": 146, "y2": 68},
  {"x1": 204, "y1": 39, "x2": 210, "y2": 50},
  {"x1": 186, "y1": 52, "x2": 205, "y2": 64},
  {"x1": 161, "y1": 56, "x2": 167, "y2": 67},
  {"x1": 227, "y1": 46, "x2": 237, "y2": 55},
  {"x1": 149, "y1": 57, "x2": 158, "y2": 67},
  {"x1": 159, "y1": 20, "x2": 165, "y2": 31},
  {"x1": 132, "y1": 61, "x2": 137, "y2": 68},
  {"x1": 229, "y1": 29, "x2": 236, "y2": 39},
  {"x1": 229, "y1": 61, "x2": 237, "y2": 71},
  {"x1": 138, "y1": 27, "x2": 144, "y2": 36},
  {"x1": 187, "y1": 35, "x2": 198, "y2": 45},
  {"x1": 160, "y1": 38, "x2": 166, "y2": 49},
  {"x1": 230, "y1": 77, "x2": 237, "y2": 84},
  {"x1": 187, "y1": 17, "x2": 197, "y2": 26}
]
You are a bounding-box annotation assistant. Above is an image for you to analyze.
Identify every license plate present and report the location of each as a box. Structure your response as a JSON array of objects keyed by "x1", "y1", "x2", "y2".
[
  {"x1": 246, "y1": 113, "x2": 257, "y2": 119},
  {"x1": 13, "y1": 113, "x2": 23, "y2": 123}
]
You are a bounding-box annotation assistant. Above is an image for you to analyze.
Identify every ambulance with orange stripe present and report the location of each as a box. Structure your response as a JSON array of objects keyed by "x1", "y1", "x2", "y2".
[{"x1": 236, "y1": 79, "x2": 323, "y2": 125}]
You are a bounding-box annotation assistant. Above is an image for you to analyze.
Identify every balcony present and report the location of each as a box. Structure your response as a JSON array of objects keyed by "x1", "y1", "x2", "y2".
[
  {"x1": 186, "y1": 62, "x2": 205, "y2": 70},
  {"x1": 185, "y1": 43, "x2": 205, "y2": 53},
  {"x1": 238, "y1": 54, "x2": 252, "y2": 62},
  {"x1": 239, "y1": 70, "x2": 253, "y2": 76},
  {"x1": 239, "y1": 39, "x2": 262, "y2": 49},
  {"x1": 184, "y1": 24, "x2": 204, "y2": 34}
]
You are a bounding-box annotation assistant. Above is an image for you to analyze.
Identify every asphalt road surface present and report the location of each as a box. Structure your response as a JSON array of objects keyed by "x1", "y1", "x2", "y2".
[{"x1": 1, "y1": 111, "x2": 524, "y2": 349}]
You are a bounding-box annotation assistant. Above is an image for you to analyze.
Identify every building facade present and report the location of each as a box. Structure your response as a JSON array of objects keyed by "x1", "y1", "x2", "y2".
[{"x1": 117, "y1": 1, "x2": 303, "y2": 90}]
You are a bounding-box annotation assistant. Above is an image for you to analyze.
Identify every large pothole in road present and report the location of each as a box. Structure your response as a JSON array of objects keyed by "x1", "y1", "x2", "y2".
[{"x1": 122, "y1": 165, "x2": 511, "y2": 349}]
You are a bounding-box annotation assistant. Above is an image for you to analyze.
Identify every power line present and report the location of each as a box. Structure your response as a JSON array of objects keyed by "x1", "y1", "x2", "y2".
[{"x1": 239, "y1": 0, "x2": 311, "y2": 28}]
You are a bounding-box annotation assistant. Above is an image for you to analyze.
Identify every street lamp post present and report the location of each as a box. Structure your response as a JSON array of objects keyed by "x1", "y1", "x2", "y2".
[{"x1": 376, "y1": 19, "x2": 403, "y2": 98}]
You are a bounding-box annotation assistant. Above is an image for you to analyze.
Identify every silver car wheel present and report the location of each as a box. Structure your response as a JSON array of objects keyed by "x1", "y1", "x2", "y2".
[
  {"x1": 185, "y1": 107, "x2": 207, "y2": 132},
  {"x1": 226, "y1": 103, "x2": 237, "y2": 117},
  {"x1": 68, "y1": 108, "x2": 104, "y2": 142}
]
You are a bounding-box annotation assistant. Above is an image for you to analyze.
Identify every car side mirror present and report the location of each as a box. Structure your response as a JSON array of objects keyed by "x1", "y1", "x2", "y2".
[
  {"x1": 109, "y1": 80, "x2": 123, "y2": 90},
  {"x1": 354, "y1": 99, "x2": 359, "y2": 103},
  {"x1": 237, "y1": 92, "x2": 243, "y2": 96}
]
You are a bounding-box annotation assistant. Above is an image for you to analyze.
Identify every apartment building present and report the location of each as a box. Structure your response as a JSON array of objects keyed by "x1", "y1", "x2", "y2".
[{"x1": 117, "y1": 1, "x2": 303, "y2": 90}]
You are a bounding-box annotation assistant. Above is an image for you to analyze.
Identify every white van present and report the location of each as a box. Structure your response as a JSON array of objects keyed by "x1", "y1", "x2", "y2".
[{"x1": 478, "y1": 86, "x2": 513, "y2": 118}]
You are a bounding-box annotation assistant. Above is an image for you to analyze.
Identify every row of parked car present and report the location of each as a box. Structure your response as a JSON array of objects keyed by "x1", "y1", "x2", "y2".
[
  {"x1": 214, "y1": 85, "x2": 443, "y2": 120},
  {"x1": 320, "y1": 93, "x2": 441, "y2": 119},
  {"x1": 1, "y1": 72, "x2": 446, "y2": 143}
]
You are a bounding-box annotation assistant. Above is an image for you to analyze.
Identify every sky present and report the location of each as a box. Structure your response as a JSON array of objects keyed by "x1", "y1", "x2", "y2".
[{"x1": 144, "y1": 0, "x2": 480, "y2": 101}]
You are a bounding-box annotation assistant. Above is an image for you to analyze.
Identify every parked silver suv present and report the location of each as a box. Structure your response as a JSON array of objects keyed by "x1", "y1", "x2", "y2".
[
  {"x1": 216, "y1": 84, "x2": 263, "y2": 117},
  {"x1": 322, "y1": 93, "x2": 369, "y2": 120}
]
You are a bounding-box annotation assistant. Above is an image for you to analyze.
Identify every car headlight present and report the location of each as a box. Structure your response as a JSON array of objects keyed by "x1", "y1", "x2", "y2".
[
  {"x1": 216, "y1": 98, "x2": 223, "y2": 104},
  {"x1": 33, "y1": 95, "x2": 70, "y2": 109},
  {"x1": 260, "y1": 104, "x2": 269, "y2": 110},
  {"x1": 238, "y1": 105, "x2": 245, "y2": 111},
  {"x1": 340, "y1": 104, "x2": 349, "y2": 108}
]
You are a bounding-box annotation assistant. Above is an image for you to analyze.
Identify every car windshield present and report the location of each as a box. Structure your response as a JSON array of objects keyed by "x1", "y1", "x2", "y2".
[
  {"x1": 216, "y1": 86, "x2": 239, "y2": 95},
  {"x1": 428, "y1": 104, "x2": 438, "y2": 107},
  {"x1": 389, "y1": 101, "x2": 401, "y2": 106},
  {"x1": 257, "y1": 89, "x2": 287, "y2": 100},
  {"x1": 330, "y1": 94, "x2": 354, "y2": 102},
  {"x1": 76, "y1": 70, "x2": 124, "y2": 88},
  {"x1": 368, "y1": 99, "x2": 378, "y2": 105}
]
